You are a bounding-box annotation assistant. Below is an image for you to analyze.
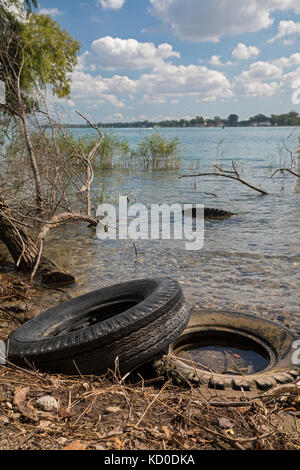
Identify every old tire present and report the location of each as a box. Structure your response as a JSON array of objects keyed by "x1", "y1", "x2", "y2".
[
  {"x1": 204, "y1": 208, "x2": 236, "y2": 219},
  {"x1": 6, "y1": 278, "x2": 189, "y2": 376},
  {"x1": 156, "y1": 309, "x2": 300, "y2": 391},
  {"x1": 183, "y1": 208, "x2": 236, "y2": 219}
]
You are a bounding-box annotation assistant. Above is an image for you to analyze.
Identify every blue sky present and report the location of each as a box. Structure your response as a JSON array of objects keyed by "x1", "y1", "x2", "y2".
[{"x1": 36, "y1": 0, "x2": 300, "y2": 123}]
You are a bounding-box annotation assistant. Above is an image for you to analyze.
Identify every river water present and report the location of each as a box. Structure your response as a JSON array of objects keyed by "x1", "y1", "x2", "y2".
[{"x1": 42, "y1": 127, "x2": 300, "y2": 333}]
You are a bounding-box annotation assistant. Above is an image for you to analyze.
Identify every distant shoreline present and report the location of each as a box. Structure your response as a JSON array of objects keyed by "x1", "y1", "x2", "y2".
[
  {"x1": 44, "y1": 124, "x2": 300, "y2": 129},
  {"x1": 44, "y1": 111, "x2": 300, "y2": 129}
]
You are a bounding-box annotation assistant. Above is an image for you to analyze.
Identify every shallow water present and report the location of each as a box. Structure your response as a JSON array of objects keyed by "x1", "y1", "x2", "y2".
[
  {"x1": 177, "y1": 346, "x2": 269, "y2": 375},
  {"x1": 36, "y1": 127, "x2": 300, "y2": 333}
]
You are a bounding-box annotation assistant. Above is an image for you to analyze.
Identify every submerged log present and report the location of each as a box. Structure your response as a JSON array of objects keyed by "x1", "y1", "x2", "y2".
[{"x1": 0, "y1": 198, "x2": 75, "y2": 287}]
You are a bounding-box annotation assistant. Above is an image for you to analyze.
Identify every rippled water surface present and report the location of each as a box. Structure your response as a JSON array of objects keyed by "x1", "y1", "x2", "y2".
[{"x1": 43, "y1": 127, "x2": 300, "y2": 332}]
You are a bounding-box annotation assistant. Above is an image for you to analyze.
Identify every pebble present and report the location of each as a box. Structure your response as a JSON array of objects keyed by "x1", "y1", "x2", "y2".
[
  {"x1": 94, "y1": 445, "x2": 106, "y2": 451},
  {"x1": 57, "y1": 437, "x2": 67, "y2": 445},
  {"x1": 105, "y1": 406, "x2": 122, "y2": 414},
  {"x1": 36, "y1": 396, "x2": 58, "y2": 412}
]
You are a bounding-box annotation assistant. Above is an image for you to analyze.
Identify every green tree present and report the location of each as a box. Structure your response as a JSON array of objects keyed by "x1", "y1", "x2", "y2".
[
  {"x1": 287, "y1": 111, "x2": 300, "y2": 126},
  {"x1": 249, "y1": 114, "x2": 269, "y2": 123},
  {"x1": 228, "y1": 114, "x2": 239, "y2": 127},
  {"x1": 195, "y1": 116, "x2": 205, "y2": 126},
  {"x1": 22, "y1": 13, "x2": 81, "y2": 99},
  {"x1": 0, "y1": 5, "x2": 80, "y2": 115}
]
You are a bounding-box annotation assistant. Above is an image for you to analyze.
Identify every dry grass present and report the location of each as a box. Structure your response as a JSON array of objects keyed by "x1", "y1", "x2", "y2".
[
  {"x1": 0, "y1": 359, "x2": 299, "y2": 451},
  {"x1": 0, "y1": 273, "x2": 31, "y2": 304}
]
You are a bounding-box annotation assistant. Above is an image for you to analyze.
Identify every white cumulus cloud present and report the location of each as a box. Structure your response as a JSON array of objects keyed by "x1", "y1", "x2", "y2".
[
  {"x1": 235, "y1": 78, "x2": 278, "y2": 97},
  {"x1": 209, "y1": 55, "x2": 223, "y2": 66},
  {"x1": 149, "y1": 0, "x2": 300, "y2": 42},
  {"x1": 209, "y1": 55, "x2": 234, "y2": 67},
  {"x1": 79, "y1": 36, "x2": 180, "y2": 71},
  {"x1": 39, "y1": 8, "x2": 62, "y2": 17},
  {"x1": 280, "y1": 67, "x2": 300, "y2": 92},
  {"x1": 273, "y1": 53, "x2": 300, "y2": 68},
  {"x1": 70, "y1": 62, "x2": 233, "y2": 108},
  {"x1": 138, "y1": 63, "x2": 233, "y2": 102},
  {"x1": 232, "y1": 43, "x2": 260, "y2": 60},
  {"x1": 71, "y1": 69, "x2": 137, "y2": 108},
  {"x1": 242, "y1": 61, "x2": 283, "y2": 80},
  {"x1": 234, "y1": 61, "x2": 283, "y2": 97},
  {"x1": 98, "y1": 0, "x2": 126, "y2": 10},
  {"x1": 268, "y1": 20, "x2": 300, "y2": 43}
]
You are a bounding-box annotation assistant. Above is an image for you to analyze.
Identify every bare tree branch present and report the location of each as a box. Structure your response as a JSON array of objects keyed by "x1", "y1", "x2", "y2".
[
  {"x1": 271, "y1": 168, "x2": 300, "y2": 179},
  {"x1": 180, "y1": 161, "x2": 268, "y2": 196}
]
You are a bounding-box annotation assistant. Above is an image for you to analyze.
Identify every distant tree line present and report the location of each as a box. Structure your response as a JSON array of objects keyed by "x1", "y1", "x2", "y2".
[{"x1": 59, "y1": 111, "x2": 300, "y2": 129}]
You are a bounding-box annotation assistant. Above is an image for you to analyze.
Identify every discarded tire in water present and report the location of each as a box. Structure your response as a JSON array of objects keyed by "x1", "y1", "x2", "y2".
[
  {"x1": 204, "y1": 208, "x2": 236, "y2": 219},
  {"x1": 183, "y1": 207, "x2": 236, "y2": 219},
  {"x1": 6, "y1": 278, "x2": 189, "y2": 376},
  {"x1": 156, "y1": 309, "x2": 300, "y2": 391}
]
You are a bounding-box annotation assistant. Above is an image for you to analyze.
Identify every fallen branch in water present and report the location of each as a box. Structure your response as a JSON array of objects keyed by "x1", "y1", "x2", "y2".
[
  {"x1": 270, "y1": 129, "x2": 300, "y2": 190},
  {"x1": 179, "y1": 161, "x2": 268, "y2": 196},
  {"x1": 271, "y1": 168, "x2": 300, "y2": 179}
]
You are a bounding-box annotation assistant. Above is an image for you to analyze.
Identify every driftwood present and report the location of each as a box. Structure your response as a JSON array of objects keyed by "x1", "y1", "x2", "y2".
[
  {"x1": 180, "y1": 161, "x2": 268, "y2": 196},
  {"x1": 0, "y1": 198, "x2": 76, "y2": 286}
]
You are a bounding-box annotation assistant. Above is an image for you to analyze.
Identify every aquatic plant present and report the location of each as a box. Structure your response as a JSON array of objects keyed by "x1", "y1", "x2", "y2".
[
  {"x1": 128, "y1": 133, "x2": 183, "y2": 170},
  {"x1": 49, "y1": 131, "x2": 183, "y2": 171}
]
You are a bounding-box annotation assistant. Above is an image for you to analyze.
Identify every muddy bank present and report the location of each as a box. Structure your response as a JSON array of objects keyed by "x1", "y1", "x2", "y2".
[{"x1": 0, "y1": 360, "x2": 299, "y2": 451}]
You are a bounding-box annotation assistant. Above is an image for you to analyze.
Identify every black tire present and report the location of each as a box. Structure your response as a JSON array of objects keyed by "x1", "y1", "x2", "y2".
[
  {"x1": 183, "y1": 208, "x2": 236, "y2": 219},
  {"x1": 204, "y1": 208, "x2": 236, "y2": 219},
  {"x1": 6, "y1": 278, "x2": 189, "y2": 376},
  {"x1": 156, "y1": 309, "x2": 300, "y2": 391}
]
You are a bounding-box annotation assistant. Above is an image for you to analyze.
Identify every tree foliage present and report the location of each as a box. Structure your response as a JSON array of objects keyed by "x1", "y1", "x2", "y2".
[
  {"x1": 21, "y1": 14, "x2": 81, "y2": 99},
  {"x1": 0, "y1": 2, "x2": 80, "y2": 115},
  {"x1": 228, "y1": 114, "x2": 239, "y2": 127}
]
